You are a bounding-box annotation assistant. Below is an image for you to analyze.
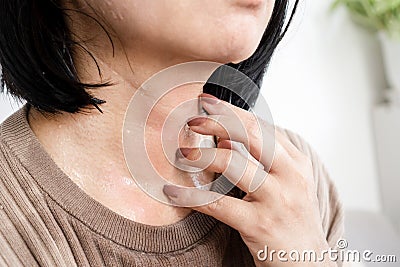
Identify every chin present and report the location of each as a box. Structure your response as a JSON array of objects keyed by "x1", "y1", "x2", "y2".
[
  {"x1": 204, "y1": 25, "x2": 264, "y2": 64},
  {"x1": 229, "y1": 44, "x2": 260, "y2": 64},
  {"x1": 205, "y1": 37, "x2": 262, "y2": 65},
  {"x1": 171, "y1": 20, "x2": 266, "y2": 65}
]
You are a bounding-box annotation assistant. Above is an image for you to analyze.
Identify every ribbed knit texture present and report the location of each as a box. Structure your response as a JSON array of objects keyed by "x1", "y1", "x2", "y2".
[{"x1": 0, "y1": 106, "x2": 344, "y2": 266}]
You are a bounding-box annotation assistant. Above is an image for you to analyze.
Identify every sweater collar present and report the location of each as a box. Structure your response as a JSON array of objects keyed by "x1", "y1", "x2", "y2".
[{"x1": 0, "y1": 105, "x2": 219, "y2": 253}]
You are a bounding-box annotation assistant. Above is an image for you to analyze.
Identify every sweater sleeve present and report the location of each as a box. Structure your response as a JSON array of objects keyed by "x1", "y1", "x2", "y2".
[{"x1": 279, "y1": 128, "x2": 345, "y2": 254}]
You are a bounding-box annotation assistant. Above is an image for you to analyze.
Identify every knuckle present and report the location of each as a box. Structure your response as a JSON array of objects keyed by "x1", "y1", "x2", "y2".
[
  {"x1": 252, "y1": 216, "x2": 277, "y2": 238},
  {"x1": 205, "y1": 199, "x2": 222, "y2": 213},
  {"x1": 180, "y1": 188, "x2": 193, "y2": 202},
  {"x1": 246, "y1": 118, "x2": 261, "y2": 140},
  {"x1": 214, "y1": 149, "x2": 232, "y2": 173}
]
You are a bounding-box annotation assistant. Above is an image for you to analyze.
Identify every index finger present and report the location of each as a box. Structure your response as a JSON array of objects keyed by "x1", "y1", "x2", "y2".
[
  {"x1": 200, "y1": 93, "x2": 305, "y2": 163},
  {"x1": 199, "y1": 93, "x2": 275, "y2": 168},
  {"x1": 163, "y1": 185, "x2": 254, "y2": 233}
]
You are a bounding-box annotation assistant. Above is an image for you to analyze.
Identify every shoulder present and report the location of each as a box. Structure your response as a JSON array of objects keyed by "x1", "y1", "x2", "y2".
[
  {"x1": 0, "y1": 106, "x2": 29, "y2": 184},
  {"x1": 0, "y1": 107, "x2": 47, "y2": 266},
  {"x1": 0, "y1": 145, "x2": 39, "y2": 265},
  {"x1": 276, "y1": 127, "x2": 345, "y2": 248}
]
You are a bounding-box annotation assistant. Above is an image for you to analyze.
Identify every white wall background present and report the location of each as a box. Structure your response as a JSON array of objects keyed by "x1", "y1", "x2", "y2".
[
  {"x1": 0, "y1": 1, "x2": 387, "y2": 213},
  {"x1": 263, "y1": 0, "x2": 386, "y2": 212},
  {"x1": 0, "y1": 95, "x2": 21, "y2": 122}
]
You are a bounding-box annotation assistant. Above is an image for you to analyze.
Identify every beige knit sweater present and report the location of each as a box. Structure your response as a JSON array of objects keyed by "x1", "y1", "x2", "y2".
[{"x1": 0, "y1": 106, "x2": 344, "y2": 267}]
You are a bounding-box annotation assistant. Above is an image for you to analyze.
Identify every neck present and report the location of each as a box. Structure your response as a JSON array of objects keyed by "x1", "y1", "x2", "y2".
[
  {"x1": 27, "y1": 22, "x2": 217, "y2": 225},
  {"x1": 28, "y1": 46, "x2": 214, "y2": 167}
]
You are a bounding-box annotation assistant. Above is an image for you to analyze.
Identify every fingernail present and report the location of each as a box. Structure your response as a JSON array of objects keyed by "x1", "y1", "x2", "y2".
[
  {"x1": 201, "y1": 97, "x2": 220, "y2": 106},
  {"x1": 175, "y1": 148, "x2": 192, "y2": 159},
  {"x1": 187, "y1": 117, "x2": 207, "y2": 126},
  {"x1": 163, "y1": 184, "x2": 180, "y2": 198},
  {"x1": 180, "y1": 148, "x2": 192, "y2": 157}
]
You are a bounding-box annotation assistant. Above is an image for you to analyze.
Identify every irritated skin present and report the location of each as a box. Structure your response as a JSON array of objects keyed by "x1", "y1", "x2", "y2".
[{"x1": 29, "y1": 82, "x2": 215, "y2": 225}]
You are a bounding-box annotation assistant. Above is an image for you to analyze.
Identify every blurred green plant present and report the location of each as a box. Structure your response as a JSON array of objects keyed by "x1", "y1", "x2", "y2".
[{"x1": 332, "y1": 0, "x2": 400, "y2": 38}]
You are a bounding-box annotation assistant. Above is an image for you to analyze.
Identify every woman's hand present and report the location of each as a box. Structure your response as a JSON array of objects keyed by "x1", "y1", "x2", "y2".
[{"x1": 163, "y1": 94, "x2": 336, "y2": 267}]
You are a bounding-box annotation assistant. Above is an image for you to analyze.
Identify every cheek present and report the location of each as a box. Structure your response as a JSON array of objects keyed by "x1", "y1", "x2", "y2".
[
  {"x1": 85, "y1": 0, "x2": 128, "y2": 20},
  {"x1": 89, "y1": 0, "x2": 166, "y2": 37}
]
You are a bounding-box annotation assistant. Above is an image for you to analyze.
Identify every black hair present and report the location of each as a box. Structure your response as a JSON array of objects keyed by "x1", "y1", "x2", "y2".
[{"x1": 0, "y1": 0, "x2": 299, "y2": 113}]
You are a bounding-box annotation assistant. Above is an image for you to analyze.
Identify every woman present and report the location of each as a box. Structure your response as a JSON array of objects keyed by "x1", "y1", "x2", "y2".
[{"x1": 0, "y1": 0, "x2": 344, "y2": 266}]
